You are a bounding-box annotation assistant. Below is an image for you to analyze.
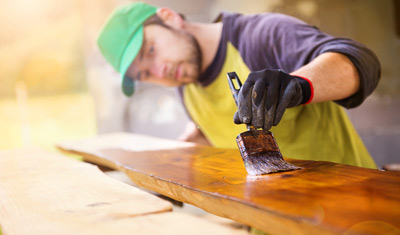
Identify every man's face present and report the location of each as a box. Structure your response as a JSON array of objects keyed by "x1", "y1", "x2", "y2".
[{"x1": 125, "y1": 24, "x2": 202, "y2": 87}]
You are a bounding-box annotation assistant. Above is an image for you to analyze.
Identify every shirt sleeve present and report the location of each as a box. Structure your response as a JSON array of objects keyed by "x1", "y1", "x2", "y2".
[
  {"x1": 316, "y1": 37, "x2": 381, "y2": 108},
  {"x1": 234, "y1": 13, "x2": 381, "y2": 108}
]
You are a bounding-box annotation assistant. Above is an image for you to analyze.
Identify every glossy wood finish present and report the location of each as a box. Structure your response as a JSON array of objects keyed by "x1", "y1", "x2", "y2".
[
  {"x1": 58, "y1": 133, "x2": 400, "y2": 234},
  {"x1": 0, "y1": 148, "x2": 248, "y2": 234}
]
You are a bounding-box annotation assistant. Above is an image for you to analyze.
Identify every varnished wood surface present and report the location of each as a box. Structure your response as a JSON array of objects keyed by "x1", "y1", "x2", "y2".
[
  {"x1": 0, "y1": 148, "x2": 248, "y2": 235},
  {"x1": 58, "y1": 133, "x2": 400, "y2": 234}
]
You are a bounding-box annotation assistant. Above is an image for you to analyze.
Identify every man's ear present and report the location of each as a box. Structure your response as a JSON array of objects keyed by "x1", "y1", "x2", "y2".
[{"x1": 156, "y1": 8, "x2": 184, "y2": 29}]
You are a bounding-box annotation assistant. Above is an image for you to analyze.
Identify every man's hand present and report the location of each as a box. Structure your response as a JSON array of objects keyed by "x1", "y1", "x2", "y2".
[{"x1": 234, "y1": 69, "x2": 313, "y2": 130}]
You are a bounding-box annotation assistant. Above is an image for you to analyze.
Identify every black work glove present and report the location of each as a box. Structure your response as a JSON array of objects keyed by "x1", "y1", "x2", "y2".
[{"x1": 234, "y1": 69, "x2": 313, "y2": 130}]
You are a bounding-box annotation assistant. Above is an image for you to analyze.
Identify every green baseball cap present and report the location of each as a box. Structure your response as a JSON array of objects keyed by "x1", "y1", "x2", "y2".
[{"x1": 97, "y1": 2, "x2": 157, "y2": 96}]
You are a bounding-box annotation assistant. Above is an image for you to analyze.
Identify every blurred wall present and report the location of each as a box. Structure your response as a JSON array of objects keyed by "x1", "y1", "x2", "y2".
[
  {"x1": 0, "y1": 0, "x2": 97, "y2": 150},
  {"x1": 83, "y1": 0, "x2": 399, "y2": 166},
  {"x1": 0, "y1": 0, "x2": 87, "y2": 97}
]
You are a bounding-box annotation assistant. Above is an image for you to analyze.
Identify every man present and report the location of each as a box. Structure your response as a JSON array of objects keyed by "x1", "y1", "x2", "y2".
[{"x1": 97, "y1": 2, "x2": 380, "y2": 168}]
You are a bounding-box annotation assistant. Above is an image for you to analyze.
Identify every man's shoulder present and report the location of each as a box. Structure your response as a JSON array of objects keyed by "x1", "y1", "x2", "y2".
[
  {"x1": 220, "y1": 11, "x2": 308, "y2": 46},
  {"x1": 220, "y1": 12, "x2": 306, "y2": 27}
]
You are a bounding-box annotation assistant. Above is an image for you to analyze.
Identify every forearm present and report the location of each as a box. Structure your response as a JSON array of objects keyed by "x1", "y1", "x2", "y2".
[
  {"x1": 291, "y1": 52, "x2": 360, "y2": 104},
  {"x1": 177, "y1": 122, "x2": 211, "y2": 146}
]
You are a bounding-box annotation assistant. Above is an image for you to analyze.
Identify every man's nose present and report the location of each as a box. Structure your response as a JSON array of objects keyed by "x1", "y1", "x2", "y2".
[{"x1": 147, "y1": 62, "x2": 166, "y2": 78}]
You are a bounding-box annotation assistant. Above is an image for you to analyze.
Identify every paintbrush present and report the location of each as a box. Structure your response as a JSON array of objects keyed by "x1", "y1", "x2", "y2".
[{"x1": 227, "y1": 72, "x2": 301, "y2": 175}]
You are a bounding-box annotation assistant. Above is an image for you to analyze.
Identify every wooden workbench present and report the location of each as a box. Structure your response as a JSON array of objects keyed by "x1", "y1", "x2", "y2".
[
  {"x1": 58, "y1": 132, "x2": 400, "y2": 235},
  {"x1": 0, "y1": 147, "x2": 247, "y2": 234}
]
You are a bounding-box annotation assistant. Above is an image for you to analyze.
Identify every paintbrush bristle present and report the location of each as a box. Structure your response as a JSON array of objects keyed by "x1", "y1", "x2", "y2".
[
  {"x1": 242, "y1": 151, "x2": 300, "y2": 175},
  {"x1": 236, "y1": 129, "x2": 301, "y2": 175}
]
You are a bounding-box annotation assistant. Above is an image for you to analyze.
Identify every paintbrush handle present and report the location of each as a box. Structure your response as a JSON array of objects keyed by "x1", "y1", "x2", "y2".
[
  {"x1": 227, "y1": 72, "x2": 256, "y2": 131},
  {"x1": 227, "y1": 72, "x2": 242, "y2": 106}
]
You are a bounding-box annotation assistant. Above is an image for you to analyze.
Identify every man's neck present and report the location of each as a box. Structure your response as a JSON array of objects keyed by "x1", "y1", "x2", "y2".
[{"x1": 184, "y1": 22, "x2": 223, "y2": 73}]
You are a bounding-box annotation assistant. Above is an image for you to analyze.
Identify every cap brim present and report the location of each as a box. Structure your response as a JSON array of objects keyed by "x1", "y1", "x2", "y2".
[
  {"x1": 122, "y1": 75, "x2": 135, "y2": 96},
  {"x1": 119, "y1": 26, "x2": 144, "y2": 97}
]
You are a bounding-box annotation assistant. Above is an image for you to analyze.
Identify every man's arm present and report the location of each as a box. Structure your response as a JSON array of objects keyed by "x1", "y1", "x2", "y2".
[
  {"x1": 177, "y1": 122, "x2": 211, "y2": 146},
  {"x1": 234, "y1": 48, "x2": 379, "y2": 130},
  {"x1": 291, "y1": 52, "x2": 360, "y2": 104},
  {"x1": 233, "y1": 13, "x2": 381, "y2": 130}
]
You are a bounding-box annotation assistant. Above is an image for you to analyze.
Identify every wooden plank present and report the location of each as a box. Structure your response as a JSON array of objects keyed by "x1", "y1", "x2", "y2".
[
  {"x1": 58, "y1": 133, "x2": 400, "y2": 235},
  {"x1": 0, "y1": 148, "x2": 247, "y2": 234}
]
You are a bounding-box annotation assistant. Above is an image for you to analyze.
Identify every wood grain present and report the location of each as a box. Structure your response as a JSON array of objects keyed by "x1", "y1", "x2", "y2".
[
  {"x1": 58, "y1": 133, "x2": 400, "y2": 235},
  {"x1": 0, "y1": 148, "x2": 247, "y2": 235}
]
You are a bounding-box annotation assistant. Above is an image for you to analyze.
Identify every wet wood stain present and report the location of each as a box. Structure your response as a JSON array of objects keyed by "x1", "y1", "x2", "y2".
[{"x1": 63, "y1": 145, "x2": 400, "y2": 234}]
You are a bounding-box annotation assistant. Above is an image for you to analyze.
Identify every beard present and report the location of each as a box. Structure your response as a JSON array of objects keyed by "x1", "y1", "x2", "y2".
[{"x1": 172, "y1": 28, "x2": 203, "y2": 84}]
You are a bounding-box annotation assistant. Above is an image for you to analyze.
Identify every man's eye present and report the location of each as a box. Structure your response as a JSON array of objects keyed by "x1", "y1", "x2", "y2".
[
  {"x1": 145, "y1": 71, "x2": 150, "y2": 78},
  {"x1": 149, "y1": 46, "x2": 154, "y2": 54}
]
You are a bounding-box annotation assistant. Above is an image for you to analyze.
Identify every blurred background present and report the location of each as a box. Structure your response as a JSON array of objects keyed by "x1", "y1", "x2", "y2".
[{"x1": 0, "y1": 0, "x2": 399, "y2": 167}]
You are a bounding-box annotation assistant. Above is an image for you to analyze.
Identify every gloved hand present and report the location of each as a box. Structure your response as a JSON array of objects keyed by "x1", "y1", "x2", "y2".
[{"x1": 234, "y1": 69, "x2": 313, "y2": 130}]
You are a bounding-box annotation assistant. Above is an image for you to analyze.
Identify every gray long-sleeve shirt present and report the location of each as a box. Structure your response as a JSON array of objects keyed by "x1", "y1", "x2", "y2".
[{"x1": 196, "y1": 12, "x2": 381, "y2": 108}]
